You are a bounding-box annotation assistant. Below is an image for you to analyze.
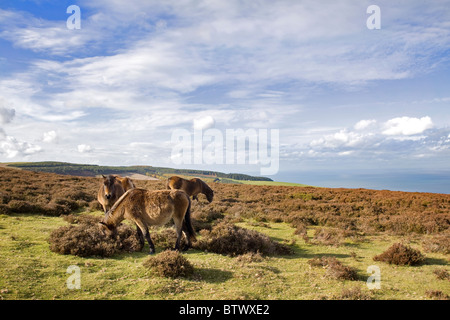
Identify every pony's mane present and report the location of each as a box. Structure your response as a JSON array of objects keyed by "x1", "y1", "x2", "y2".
[{"x1": 105, "y1": 188, "x2": 134, "y2": 224}]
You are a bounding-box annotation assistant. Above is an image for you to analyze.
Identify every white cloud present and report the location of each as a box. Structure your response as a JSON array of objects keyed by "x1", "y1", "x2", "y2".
[
  {"x1": 382, "y1": 116, "x2": 433, "y2": 136},
  {"x1": 354, "y1": 119, "x2": 376, "y2": 130},
  {"x1": 0, "y1": 135, "x2": 42, "y2": 158},
  {"x1": 77, "y1": 144, "x2": 93, "y2": 153},
  {"x1": 193, "y1": 116, "x2": 215, "y2": 130},
  {"x1": 304, "y1": 116, "x2": 446, "y2": 159},
  {"x1": 42, "y1": 130, "x2": 57, "y2": 143},
  {"x1": 0, "y1": 107, "x2": 15, "y2": 124}
]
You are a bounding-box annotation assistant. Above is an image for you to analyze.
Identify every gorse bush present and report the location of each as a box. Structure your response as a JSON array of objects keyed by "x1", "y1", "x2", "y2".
[
  {"x1": 143, "y1": 250, "x2": 194, "y2": 278},
  {"x1": 373, "y1": 243, "x2": 425, "y2": 266}
]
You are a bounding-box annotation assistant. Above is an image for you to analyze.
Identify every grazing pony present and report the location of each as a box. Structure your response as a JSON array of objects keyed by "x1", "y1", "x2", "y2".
[
  {"x1": 166, "y1": 176, "x2": 214, "y2": 203},
  {"x1": 99, "y1": 188, "x2": 196, "y2": 254},
  {"x1": 97, "y1": 175, "x2": 135, "y2": 213}
]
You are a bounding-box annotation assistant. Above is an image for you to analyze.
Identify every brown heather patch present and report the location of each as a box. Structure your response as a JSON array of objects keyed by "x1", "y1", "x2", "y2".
[
  {"x1": 2, "y1": 166, "x2": 449, "y2": 240},
  {"x1": 422, "y1": 233, "x2": 450, "y2": 254},
  {"x1": 194, "y1": 221, "x2": 294, "y2": 256},
  {"x1": 308, "y1": 256, "x2": 359, "y2": 281},
  {"x1": 48, "y1": 215, "x2": 143, "y2": 257},
  {"x1": 373, "y1": 243, "x2": 425, "y2": 266},
  {"x1": 425, "y1": 290, "x2": 450, "y2": 300},
  {"x1": 143, "y1": 250, "x2": 194, "y2": 278}
]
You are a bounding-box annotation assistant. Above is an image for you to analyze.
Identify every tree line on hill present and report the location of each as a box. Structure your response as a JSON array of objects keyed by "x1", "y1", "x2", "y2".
[{"x1": 6, "y1": 161, "x2": 273, "y2": 182}]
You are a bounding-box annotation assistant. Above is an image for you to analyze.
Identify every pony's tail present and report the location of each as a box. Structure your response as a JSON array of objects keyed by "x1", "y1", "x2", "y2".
[{"x1": 183, "y1": 197, "x2": 196, "y2": 242}]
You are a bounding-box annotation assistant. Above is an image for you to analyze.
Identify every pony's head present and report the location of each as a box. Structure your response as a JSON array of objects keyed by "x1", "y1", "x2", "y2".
[
  {"x1": 102, "y1": 175, "x2": 117, "y2": 200},
  {"x1": 98, "y1": 218, "x2": 117, "y2": 237},
  {"x1": 205, "y1": 187, "x2": 214, "y2": 203}
]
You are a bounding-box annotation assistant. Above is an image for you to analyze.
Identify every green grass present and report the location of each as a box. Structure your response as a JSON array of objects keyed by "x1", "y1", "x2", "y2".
[{"x1": 0, "y1": 212, "x2": 448, "y2": 300}]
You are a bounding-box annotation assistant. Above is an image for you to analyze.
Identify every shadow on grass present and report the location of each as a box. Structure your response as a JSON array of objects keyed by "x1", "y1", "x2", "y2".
[
  {"x1": 425, "y1": 257, "x2": 449, "y2": 266},
  {"x1": 192, "y1": 267, "x2": 233, "y2": 283}
]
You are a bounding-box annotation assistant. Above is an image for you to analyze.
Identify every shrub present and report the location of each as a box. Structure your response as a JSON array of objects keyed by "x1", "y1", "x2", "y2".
[
  {"x1": 236, "y1": 252, "x2": 265, "y2": 264},
  {"x1": 425, "y1": 290, "x2": 450, "y2": 300},
  {"x1": 337, "y1": 286, "x2": 373, "y2": 300},
  {"x1": 422, "y1": 234, "x2": 450, "y2": 254},
  {"x1": 433, "y1": 269, "x2": 450, "y2": 281},
  {"x1": 194, "y1": 221, "x2": 293, "y2": 256},
  {"x1": 143, "y1": 250, "x2": 194, "y2": 278},
  {"x1": 373, "y1": 243, "x2": 425, "y2": 266},
  {"x1": 191, "y1": 207, "x2": 225, "y2": 231},
  {"x1": 326, "y1": 260, "x2": 358, "y2": 281},
  {"x1": 48, "y1": 216, "x2": 143, "y2": 257},
  {"x1": 308, "y1": 256, "x2": 358, "y2": 281},
  {"x1": 150, "y1": 228, "x2": 179, "y2": 250},
  {"x1": 312, "y1": 228, "x2": 342, "y2": 246}
]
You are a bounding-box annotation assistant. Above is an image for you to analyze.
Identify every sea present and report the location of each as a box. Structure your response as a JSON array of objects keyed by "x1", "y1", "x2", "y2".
[{"x1": 273, "y1": 170, "x2": 450, "y2": 194}]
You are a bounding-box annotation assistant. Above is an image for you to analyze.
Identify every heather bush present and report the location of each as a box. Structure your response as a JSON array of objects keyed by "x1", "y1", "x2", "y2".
[
  {"x1": 337, "y1": 286, "x2": 373, "y2": 300},
  {"x1": 150, "y1": 228, "x2": 179, "y2": 250},
  {"x1": 422, "y1": 234, "x2": 450, "y2": 254},
  {"x1": 433, "y1": 269, "x2": 450, "y2": 281},
  {"x1": 425, "y1": 290, "x2": 449, "y2": 300},
  {"x1": 312, "y1": 228, "x2": 343, "y2": 246},
  {"x1": 143, "y1": 250, "x2": 194, "y2": 278},
  {"x1": 235, "y1": 251, "x2": 265, "y2": 264},
  {"x1": 373, "y1": 243, "x2": 425, "y2": 266},
  {"x1": 194, "y1": 221, "x2": 293, "y2": 256},
  {"x1": 48, "y1": 216, "x2": 143, "y2": 257},
  {"x1": 308, "y1": 256, "x2": 358, "y2": 281}
]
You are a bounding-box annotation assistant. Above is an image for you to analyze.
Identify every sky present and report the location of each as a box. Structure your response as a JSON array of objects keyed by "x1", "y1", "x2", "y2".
[{"x1": 0, "y1": 0, "x2": 450, "y2": 192}]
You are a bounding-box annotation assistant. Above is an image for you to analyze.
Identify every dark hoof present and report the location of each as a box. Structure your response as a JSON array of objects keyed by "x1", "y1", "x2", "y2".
[
  {"x1": 182, "y1": 245, "x2": 190, "y2": 252},
  {"x1": 148, "y1": 249, "x2": 155, "y2": 255}
]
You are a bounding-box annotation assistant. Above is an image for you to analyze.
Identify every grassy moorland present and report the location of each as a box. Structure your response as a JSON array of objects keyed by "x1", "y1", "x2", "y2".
[{"x1": 0, "y1": 166, "x2": 448, "y2": 300}]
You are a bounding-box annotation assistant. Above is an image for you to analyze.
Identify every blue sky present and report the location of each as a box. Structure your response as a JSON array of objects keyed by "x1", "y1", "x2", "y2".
[{"x1": 1, "y1": 0, "x2": 450, "y2": 192}]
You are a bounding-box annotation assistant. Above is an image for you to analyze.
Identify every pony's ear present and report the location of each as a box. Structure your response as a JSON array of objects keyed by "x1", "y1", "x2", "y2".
[{"x1": 102, "y1": 175, "x2": 106, "y2": 179}]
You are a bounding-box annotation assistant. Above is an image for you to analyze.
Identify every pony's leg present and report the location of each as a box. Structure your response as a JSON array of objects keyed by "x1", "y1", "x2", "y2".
[
  {"x1": 136, "y1": 221, "x2": 155, "y2": 254},
  {"x1": 144, "y1": 228, "x2": 156, "y2": 255},
  {"x1": 173, "y1": 216, "x2": 184, "y2": 251},
  {"x1": 181, "y1": 223, "x2": 191, "y2": 251},
  {"x1": 135, "y1": 224, "x2": 145, "y2": 250},
  {"x1": 192, "y1": 195, "x2": 199, "y2": 201}
]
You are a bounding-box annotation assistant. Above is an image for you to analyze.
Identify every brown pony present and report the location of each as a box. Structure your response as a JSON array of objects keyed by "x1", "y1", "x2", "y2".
[
  {"x1": 99, "y1": 188, "x2": 196, "y2": 254},
  {"x1": 97, "y1": 175, "x2": 135, "y2": 213},
  {"x1": 166, "y1": 176, "x2": 214, "y2": 203}
]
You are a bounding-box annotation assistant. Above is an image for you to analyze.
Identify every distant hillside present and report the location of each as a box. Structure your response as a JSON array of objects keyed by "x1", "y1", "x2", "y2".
[{"x1": 5, "y1": 161, "x2": 273, "y2": 182}]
